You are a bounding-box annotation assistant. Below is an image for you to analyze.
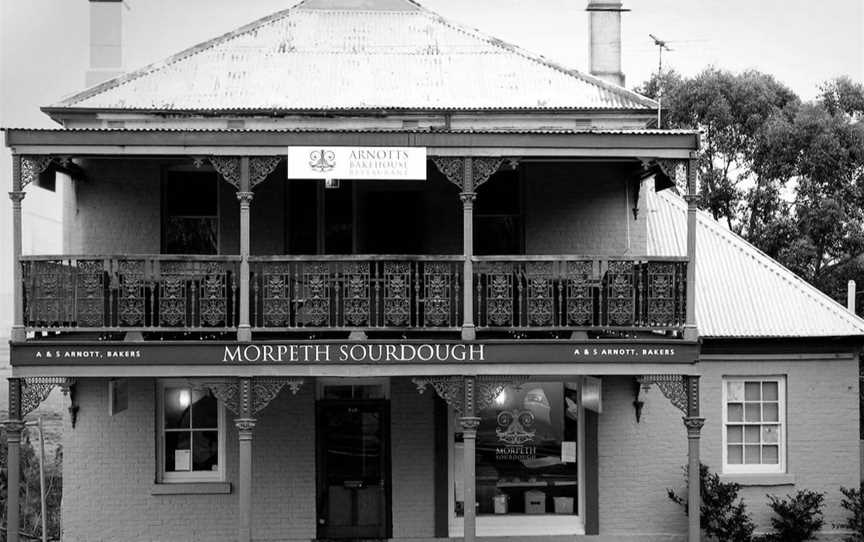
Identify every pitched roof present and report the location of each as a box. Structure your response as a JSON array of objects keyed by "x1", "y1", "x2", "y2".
[
  {"x1": 646, "y1": 188, "x2": 864, "y2": 338},
  {"x1": 48, "y1": 0, "x2": 657, "y2": 113}
]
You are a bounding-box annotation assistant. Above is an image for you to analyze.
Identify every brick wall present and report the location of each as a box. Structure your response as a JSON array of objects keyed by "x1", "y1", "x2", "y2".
[
  {"x1": 61, "y1": 377, "x2": 440, "y2": 542},
  {"x1": 524, "y1": 162, "x2": 648, "y2": 256},
  {"x1": 67, "y1": 159, "x2": 161, "y2": 254},
  {"x1": 390, "y1": 377, "x2": 437, "y2": 538},
  {"x1": 64, "y1": 159, "x2": 647, "y2": 257},
  {"x1": 62, "y1": 378, "x2": 317, "y2": 542},
  {"x1": 597, "y1": 376, "x2": 689, "y2": 537},
  {"x1": 700, "y1": 359, "x2": 860, "y2": 533}
]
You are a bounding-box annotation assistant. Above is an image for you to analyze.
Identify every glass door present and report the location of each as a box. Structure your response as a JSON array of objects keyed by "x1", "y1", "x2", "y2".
[{"x1": 317, "y1": 399, "x2": 391, "y2": 539}]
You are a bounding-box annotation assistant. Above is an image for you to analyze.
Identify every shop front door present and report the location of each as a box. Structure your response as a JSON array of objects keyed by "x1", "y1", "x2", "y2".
[{"x1": 317, "y1": 400, "x2": 391, "y2": 539}]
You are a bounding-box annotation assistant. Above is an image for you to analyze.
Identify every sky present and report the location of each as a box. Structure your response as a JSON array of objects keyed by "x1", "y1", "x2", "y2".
[{"x1": 0, "y1": 0, "x2": 862, "y2": 332}]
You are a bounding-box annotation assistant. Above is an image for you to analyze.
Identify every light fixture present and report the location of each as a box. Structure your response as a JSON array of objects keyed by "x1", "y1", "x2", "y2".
[
  {"x1": 494, "y1": 388, "x2": 508, "y2": 407},
  {"x1": 325, "y1": 178, "x2": 340, "y2": 189},
  {"x1": 178, "y1": 389, "x2": 191, "y2": 408},
  {"x1": 632, "y1": 378, "x2": 645, "y2": 423}
]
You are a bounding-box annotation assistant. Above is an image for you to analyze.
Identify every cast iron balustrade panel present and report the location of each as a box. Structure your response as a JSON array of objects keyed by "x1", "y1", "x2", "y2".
[
  {"x1": 474, "y1": 256, "x2": 687, "y2": 331},
  {"x1": 19, "y1": 255, "x2": 684, "y2": 335},
  {"x1": 21, "y1": 255, "x2": 239, "y2": 333},
  {"x1": 250, "y1": 256, "x2": 463, "y2": 331}
]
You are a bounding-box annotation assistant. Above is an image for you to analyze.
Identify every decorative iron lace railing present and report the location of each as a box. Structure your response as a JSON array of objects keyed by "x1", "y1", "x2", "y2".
[
  {"x1": 474, "y1": 256, "x2": 687, "y2": 330},
  {"x1": 19, "y1": 255, "x2": 686, "y2": 334},
  {"x1": 21, "y1": 255, "x2": 240, "y2": 332},
  {"x1": 249, "y1": 256, "x2": 464, "y2": 330}
]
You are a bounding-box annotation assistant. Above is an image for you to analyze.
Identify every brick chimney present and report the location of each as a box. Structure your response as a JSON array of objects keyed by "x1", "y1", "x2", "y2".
[
  {"x1": 586, "y1": 0, "x2": 626, "y2": 87},
  {"x1": 86, "y1": 0, "x2": 123, "y2": 87}
]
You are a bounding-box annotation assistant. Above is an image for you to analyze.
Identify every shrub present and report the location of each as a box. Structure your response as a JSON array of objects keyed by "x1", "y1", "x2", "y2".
[
  {"x1": 760, "y1": 490, "x2": 824, "y2": 542},
  {"x1": 838, "y1": 483, "x2": 864, "y2": 542},
  {"x1": 668, "y1": 463, "x2": 756, "y2": 542}
]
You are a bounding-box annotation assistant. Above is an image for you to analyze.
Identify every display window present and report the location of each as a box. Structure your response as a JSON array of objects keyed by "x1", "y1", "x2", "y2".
[{"x1": 449, "y1": 380, "x2": 584, "y2": 536}]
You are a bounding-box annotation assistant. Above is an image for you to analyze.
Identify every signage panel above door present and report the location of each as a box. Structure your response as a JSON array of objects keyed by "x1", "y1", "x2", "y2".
[{"x1": 287, "y1": 146, "x2": 427, "y2": 180}]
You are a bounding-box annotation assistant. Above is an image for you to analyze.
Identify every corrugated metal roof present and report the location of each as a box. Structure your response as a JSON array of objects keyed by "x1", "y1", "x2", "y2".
[
  {"x1": 647, "y1": 188, "x2": 864, "y2": 338},
  {"x1": 50, "y1": 0, "x2": 657, "y2": 113}
]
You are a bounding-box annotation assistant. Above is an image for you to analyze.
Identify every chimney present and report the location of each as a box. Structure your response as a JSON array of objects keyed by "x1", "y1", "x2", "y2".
[
  {"x1": 586, "y1": 0, "x2": 626, "y2": 87},
  {"x1": 86, "y1": 0, "x2": 124, "y2": 87}
]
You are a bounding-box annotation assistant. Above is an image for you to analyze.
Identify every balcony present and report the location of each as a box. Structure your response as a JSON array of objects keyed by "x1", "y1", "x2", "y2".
[{"x1": 20, "y1": 254, "x2": 687, "y2": 337}]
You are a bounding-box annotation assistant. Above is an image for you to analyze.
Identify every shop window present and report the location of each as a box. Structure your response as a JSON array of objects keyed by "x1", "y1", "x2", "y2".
[
  {"x1": 722, "y1": 376, "x2": 786, "y2": 474},
  {"x1": 452, "y1": 381, "x2": 582, "y2": 532},
  {"x1": 163, "y1": 171, "x2": 219, "y2": 254},
  {"x1": 157, "y1": 381, "x2": 225, "y2": 483}
]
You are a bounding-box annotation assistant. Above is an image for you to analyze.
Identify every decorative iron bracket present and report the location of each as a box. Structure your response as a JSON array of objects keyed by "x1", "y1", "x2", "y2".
[
  {"x1": 430, "y1": 157, "x2": 508, "y2": 191},
  {"x1": 637, "y1": 374, "x2": 687, "y2": 415},
  {"x1": 207, "y1": 156, "x2": 282, "y2": 190},
  {"x1": 18, "y1": 155, "x2": 57, "y2": 188},
  {"x1": 654, "y1": 159, "x2": 688, "y2": 187},
  {"x1": 637, "y1": 374, "x2": 700, "y2": 419},
  {"x1": 412, "y1": 375, "x2": 528, "y2": 415},
  {"x1": 249, "y1": 156, "x2": 282, "y2": 189},
  {"x1": 199, "y1": 377, "x2": 304, "y2": 417},
  {"x1": 21, "y1": 377, "x2": 76, "y2": 418}
]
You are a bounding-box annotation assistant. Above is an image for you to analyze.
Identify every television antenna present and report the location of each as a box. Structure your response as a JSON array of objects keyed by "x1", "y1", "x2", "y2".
[{"x1": 649, "y1": 34, "x2": 673, "y2": 128}]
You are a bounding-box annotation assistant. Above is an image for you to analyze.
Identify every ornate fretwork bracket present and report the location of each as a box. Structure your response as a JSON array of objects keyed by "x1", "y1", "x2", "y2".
[
  {"x1": 206, "y1": 156, "x2": 282, "y2": 190},
  {"x1": 208, "y1": 157, "x2": 242, "y2": 189},
  {"x1": 431, "y1": 157, "x2": 508, "y2": 192},
  {"x1": 249, "y1": 157, "x2": 282, "y2": 189},
  {"x1": 638, "y1": 374, "x2": 700, "y2": 418},
  {"x1": 412, "y1": 375, "x2": 528, "y2": 415},
  {"x1": 200, "y1": 377, "x2": 304, "y2": 417},
  {"x1": 637, "y1": 374, "x2": 687, "y2": 415},
  {"x1": 654, "y1": 159, "x2": 688, "y2": 188},
  {"x1": 18, "y1": 155, "x2": 58, "y2": 188},
  {"x1": 21, "y1": 377, "x2": 76, "y2": 418}
]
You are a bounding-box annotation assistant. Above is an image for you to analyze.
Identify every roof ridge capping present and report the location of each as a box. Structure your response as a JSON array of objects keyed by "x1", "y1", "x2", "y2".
[{"x1": 657, "y1": 190, "x2": 864, "y2": 335}]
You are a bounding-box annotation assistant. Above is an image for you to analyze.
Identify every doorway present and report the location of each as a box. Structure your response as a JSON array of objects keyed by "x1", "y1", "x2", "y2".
[{"x1": 316, "y1": 399, "x2": 391, "y2": 539}]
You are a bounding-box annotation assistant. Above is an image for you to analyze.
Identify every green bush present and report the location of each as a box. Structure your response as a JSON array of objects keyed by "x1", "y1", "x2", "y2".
[
  {"x1": 838, "y1": 483, "x2": 864, "y2": 542},
  {"x1": 758, "y1": 490, "x2": 825, "y2": 542},
  {"x1": 668, "y1": 463, "x2": 756, "y2": 542}
]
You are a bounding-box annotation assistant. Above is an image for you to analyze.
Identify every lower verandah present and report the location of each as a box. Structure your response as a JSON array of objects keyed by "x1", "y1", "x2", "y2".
[{"x1": 59, "y1": 376, "x2": 693, "y2": 542}]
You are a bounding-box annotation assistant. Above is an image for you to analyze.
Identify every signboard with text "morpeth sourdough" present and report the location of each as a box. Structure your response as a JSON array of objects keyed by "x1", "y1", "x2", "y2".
[{"x1": 287, "y1": 147, "x2": 427, "y2": 180}]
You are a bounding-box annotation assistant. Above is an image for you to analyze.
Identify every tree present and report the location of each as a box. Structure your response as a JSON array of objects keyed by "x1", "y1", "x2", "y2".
[
  {"x1": 635, "y1": 67, "x2": 799, "y2": 234},
  {"x1": 636, "y1": 69, "x2": 864, "y2": 296}
]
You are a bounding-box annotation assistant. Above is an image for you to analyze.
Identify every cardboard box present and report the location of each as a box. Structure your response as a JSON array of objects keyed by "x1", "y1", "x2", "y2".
[
  {"x1": 524, "y1": 490, "x2": 545, "y2": 514},
  {"x1": 553, "y1": 496, "x2": 574, "y2": 514},
  {"x1": 493, "y1": 494, "x2": 509, "y2": 514}
]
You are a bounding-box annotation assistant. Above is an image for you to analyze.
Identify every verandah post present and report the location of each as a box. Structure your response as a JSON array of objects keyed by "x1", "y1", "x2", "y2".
[
  {"x1": 461, "y1": 158, "x2": 476, "y2": 341},
  {"x1": 684, "y1": 151, "x2": 699, "y2": 341},
  {"x1": 684, "y1": 375, "x2": 704, "y2": 542},
  {"x1": 237, "y1": 157, "x2": 253, "y2": 342},
  {"x1": 235, "y1": 378, "x2": 256, "y2": 542},
  {"x1": 5, "y1": 378, "x2": 24, "y2": 542},
  {"x1": 459, "y1": 375, "x2": 480, "y2": 542},
  {"x1": 10, "y1": 155, "x2": 26, "y2": 342}
]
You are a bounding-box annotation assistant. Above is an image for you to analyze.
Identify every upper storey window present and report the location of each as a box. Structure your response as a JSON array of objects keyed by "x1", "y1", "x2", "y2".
[{"x1": 163, "y1": 170, "x2": 219, "y2": 254}]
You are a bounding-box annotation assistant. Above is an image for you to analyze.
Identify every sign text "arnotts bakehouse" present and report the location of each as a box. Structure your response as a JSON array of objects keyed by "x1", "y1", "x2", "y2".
[{"x1": 223, "y1": 344, "x2": 486, "y2": 363}]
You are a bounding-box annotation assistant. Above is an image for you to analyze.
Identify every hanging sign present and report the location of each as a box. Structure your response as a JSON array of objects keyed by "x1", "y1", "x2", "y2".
[{"x1": 286, "y1": 146, "x2": 427, "y2": 180}]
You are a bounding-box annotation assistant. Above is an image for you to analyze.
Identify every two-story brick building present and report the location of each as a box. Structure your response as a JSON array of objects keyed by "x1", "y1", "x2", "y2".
[{"x1": 4, "y1": 0, "x2": 862, "y2": 541}]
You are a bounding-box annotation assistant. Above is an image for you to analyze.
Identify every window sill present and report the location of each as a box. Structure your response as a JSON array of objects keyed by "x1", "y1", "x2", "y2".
[
  {"x1": 719, "y1": 473, "x2": 795, "y2": 486},
  {"x1": 151, "y1": 482, "x2": 232, "y2": 495}
]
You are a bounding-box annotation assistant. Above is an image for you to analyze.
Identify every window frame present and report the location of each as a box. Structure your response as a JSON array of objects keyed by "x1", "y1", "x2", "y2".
[
  {"x1": 446, "y1": 379, "x2": 586, "y2": 537},
  {"x1": 160, "y1": 166, "x2": 221, "y2": 255},
  {"x1": 156, "y1": 379, "x2": 226, "y2": 484},
  {"x1": 721, "y1": 375, "x2": 786, "y2": 475}
]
